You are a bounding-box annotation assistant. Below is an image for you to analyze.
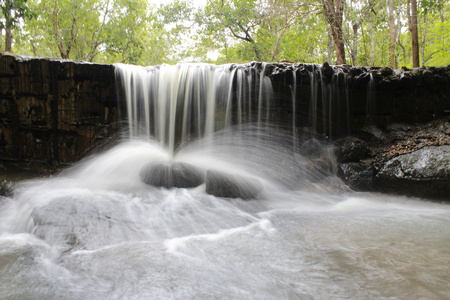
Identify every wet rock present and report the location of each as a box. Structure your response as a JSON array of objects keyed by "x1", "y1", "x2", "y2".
[
  {"x1": 304, "y1": 156, "x2": 334, "y2": 182},
  {"x1": 376, "y1": 145, "x2": 450, "y2": 199},
  {"x1": 140, "y1": 162, "x2": 205, "y2": 189},
  {"x1": 337, "y1": 162, "x2": 375, "y2": 191},
  {"x1": 0, "y1": 180, "x2": 13, "y2": 197},
  {"x1": 352, "y1": 72, "x2": 372, "y2": 89},
  {"x1": 321, "y1": 62, "x2": 334, "y2": 80},
  {"x1": 205, "y1": 170, "x2": 263, "y2": 200},
  {"x1": 31, "y1": 197, "x2": 126, "y2": 251},
  {"x1": 298, "y1": 138, "x2": 326, "y2": 158},
  {"x1": 336, "y1": 117, "x2": 450, "y2": 199},
  {"x1": 358, "y1": 126, "x2": 388, "y2": 144},
  {"x1": 335, "y1": 137, "x2": 370, "y2": 163},
  {"x1": 380, "y1": 67, "x2": 394, "y2": 76}
]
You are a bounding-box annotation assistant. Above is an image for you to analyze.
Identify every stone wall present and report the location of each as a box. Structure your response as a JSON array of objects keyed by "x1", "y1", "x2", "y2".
[
  {"x1": 0, "y1": 53, "x2": 118, "y2": 166},
  {"x1": 0, "y1": 54, "x2": 449, "y2": 166},
  {"x1": 268, "y1": 62, "x2": 450, "y2": 138}
]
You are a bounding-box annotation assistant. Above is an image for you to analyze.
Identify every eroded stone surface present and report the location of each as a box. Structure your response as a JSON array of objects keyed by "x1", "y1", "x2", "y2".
[
  {"x1": 140, "y1": 162, "x2": 205, "y2": 189},
  {"x1": 205, "y1": 170, "x2": 263, "y2": 200},
  {"x1": 337, "y1": 162, "x2": 375, "y2": 191},
  {"x1": 375, "y1": 146, "x2": 450, "y2": 198},
  {"x1": 335, "y1": 118, "x2": 450, "y2": 200}
]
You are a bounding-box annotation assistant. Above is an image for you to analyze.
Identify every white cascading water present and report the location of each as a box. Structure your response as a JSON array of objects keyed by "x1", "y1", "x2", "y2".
[
  {"x1": 114, "y1": 63, "x2": 273, "y2": 157},
  {"x1": 306, "y1": 65, "x2": 351, "y2": 138},
  {"x1": 0, "y1": 63, "x2": 449, "y2": 299}
]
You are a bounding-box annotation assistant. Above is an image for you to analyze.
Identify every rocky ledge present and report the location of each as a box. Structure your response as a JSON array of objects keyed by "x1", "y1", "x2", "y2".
[{"x1": 335, "y1": 117, "x2": 450, "y2": 200}]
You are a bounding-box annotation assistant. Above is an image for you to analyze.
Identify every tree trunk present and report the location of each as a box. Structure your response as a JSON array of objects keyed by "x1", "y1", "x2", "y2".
[
  {"x1": 370, "y1": 14, "x2": 374, "y2": 66},
  {"x1": 252, "y1": 42, "x2": 263, "y2": 61},
  {"x1": 352, "y1": 24, "x2": 358, "y2": 66},
  {"x1": 5, "y1": 27, "x2": 12, "y2": 52},
  {"x1": 4, "y1": 4, "x2": 12, "y2": 52},
  {"x1": 421, "y1": 12, "x2": 427, "y2": 67},
  {"x1": 332, "y1": 27, "x2": 346, "y2": 65},
  {"x1": 407, "y1": 0, "x2": 420, "y2": 67},
  {"x1": 322, "y1": 0, "x2": 346, "y2": 65},
  {"x1": 396, "y1": 0, "x2": 404, "y2": 67},
  {"x1": 389, "y1": 0, "x2": 396, "y2": 68},
  {"x1": 327, "y1": 27, "x2": 333, "y2": 63},
  {"x1": 351, "y1": 1, "x2": 374, "y2": 66},
  {"x1": 360, "y1": 25, "x2": 369, "y2": 66}
]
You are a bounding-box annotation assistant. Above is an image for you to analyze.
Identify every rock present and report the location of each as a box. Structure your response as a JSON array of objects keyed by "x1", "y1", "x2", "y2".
[
  {"x1": 380, "y1": 67, "x2": 394, "y2": 76},
  {"x1": 335, "y1": 137, "x2": 370, "y2": 163},
  {"x1": 0, "y1": 180, "x2": 13, "y2": 197},
  {"x1": 337, "y1": 162, "x2": 375, "y2": 191},
  {"x1": 298, "y1": 138, "x2": 327, "y2": 158},
  {"x1": 140, "y1": 162, "x2": 205, "y2": 189},
  {"x1": 304, "y1": 157, "x2": 334, "y2": 182},
  {"x1": 358, "y1": 126, "x2": 388, "y2": 144},
  {"x1": 352, "y1": 72, "x2": 372, "y2": 89},
  {"x1": 376, "y1": 145, "x2": 450, "y2": 199},
  {"x1": 321, "y1": 62, "x2": 334, "y2": 80},
  {"x1": 205, "y1": 170, "x2": 263, "y2": 200}
]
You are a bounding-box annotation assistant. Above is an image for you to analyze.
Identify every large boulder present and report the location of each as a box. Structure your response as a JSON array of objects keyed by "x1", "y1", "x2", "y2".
[
  {"x1": 376, "y1": 145, "x2": 450, "y2": 199},
  {"x1": 140, "y1": 162, "x2": 205, "y2": 189},
  {"x1": 205, "y1": 170, "x2": 263, "y2": 200}
]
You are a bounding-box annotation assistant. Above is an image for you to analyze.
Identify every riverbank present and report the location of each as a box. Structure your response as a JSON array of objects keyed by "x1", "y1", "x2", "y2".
[{"x1": 336, "y1": 116, "x2": 450, "y2": 200}]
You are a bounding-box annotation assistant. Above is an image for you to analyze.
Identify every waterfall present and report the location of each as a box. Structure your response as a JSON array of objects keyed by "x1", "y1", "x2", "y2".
[
  {"x1": 115, "y1": 63, "x2": 273, "y2": 157},
  {"x1": 365, "y1": 72, "x2": 375, "y2": 127},
  {"x1": 291, "y1": 69, "x2": 297, "y2": 151},
  {"x1": 115, "y1": 62, "x2": 358, "y2": 148},
  {"x1": 2, "y1": 62, "x2": 449, "y2": 300},
  {"x1": 301, "y1": 64, "x2": 351, "y2": 138}
]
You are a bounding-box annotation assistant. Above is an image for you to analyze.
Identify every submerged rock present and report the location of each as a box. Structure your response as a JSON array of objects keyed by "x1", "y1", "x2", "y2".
[
  {"x1": 376, "y1": 145, "x2": 450, "y2": 199},
  {"x1": 140, "y1": 162, "x2": 205, "y2": 189},
  {"x1": 205, "y1": 170, "x2": 263, "y2": 200}
]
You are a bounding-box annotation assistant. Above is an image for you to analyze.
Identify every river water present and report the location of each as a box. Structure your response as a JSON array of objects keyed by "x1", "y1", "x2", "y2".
[
  {"x1": 1, "y1": 63, "x2": 449, "y2": 299},
  {"x1": 1, "y1": 137, "x2": 449, "y2": 299}
]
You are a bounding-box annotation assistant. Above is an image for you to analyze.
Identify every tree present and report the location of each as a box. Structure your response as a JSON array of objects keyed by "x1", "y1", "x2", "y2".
[
  {"x1": 419, "y1": 0, "x2": 449, "y2": 66},
  {"x1": 345, "y1": 0, "x2": 376, "y2": 66},
  {"x1": 38, "y1": 0, "x2": 115, "y2": 60},
  {"x1": 407, "y1": 0, "x2": 420, "y2": 67},
  {"x1": 20, "y1": 0, "x2": 190, "y2": 64},
  {"x1": 0, "y1": 0, "x2": 34, "y2": 51},
  {"x1": 100, "y1": 0, "x2": 152, "y2": 64},
  {"x1": 320, "y1": 0, "x2": 346, "y2": 64},
  {"x1": 200, "y1": 0, "x2": 263, "y2": 61},
  {"x1": 4, "y1": 0, "x2": 449, "y2": 67},
  {"x1": 256, "y1": 0, "x2": 313, "y2": 61},
  {"x1": 389, "y1": 0, "x2": 396, "y2": 68}
]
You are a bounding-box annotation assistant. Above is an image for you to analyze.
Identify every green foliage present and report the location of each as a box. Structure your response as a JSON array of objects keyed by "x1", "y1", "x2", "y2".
[
  {"x1": 0, "y1": 0, "x2": 34, "y2": 29},
  {"x1": 424, "y1": 17, "x2": 450, "y2": 66},
  {"x1": 3, "y1": 0, "x2": 450, "y2": 67}
]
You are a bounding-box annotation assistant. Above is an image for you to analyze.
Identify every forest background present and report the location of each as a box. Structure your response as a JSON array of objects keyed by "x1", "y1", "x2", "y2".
[{"x1": 0, "y1": 0, "x2": 448, "y2": 68}]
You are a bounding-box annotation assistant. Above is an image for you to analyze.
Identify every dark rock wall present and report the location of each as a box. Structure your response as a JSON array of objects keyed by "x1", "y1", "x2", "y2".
[
  {"x1": 268, "y1": 63, "x2": 450, "y2": 138},
  {"x1": 0, "y1": 54, "x2": 448, "y2": 165},
  {"x1": 0, "y1": 54, "x2": 118, "y2": 165}
]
